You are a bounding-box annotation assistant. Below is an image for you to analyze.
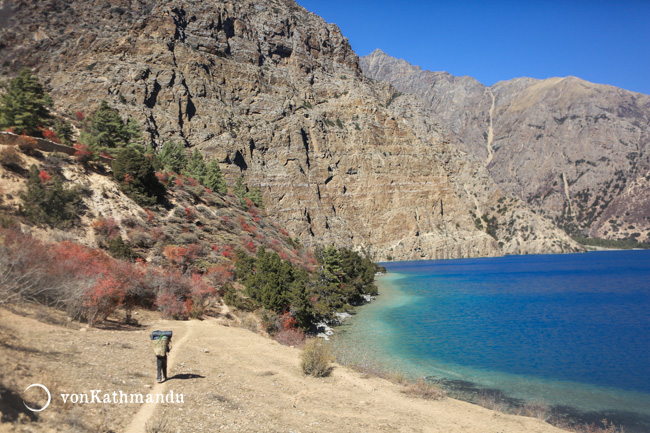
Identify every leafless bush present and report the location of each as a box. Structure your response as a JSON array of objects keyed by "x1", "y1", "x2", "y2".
[
  {"x1": 403, "y1": 378, "x2": 446, "y2": 400},
  {"x1": 0, "y1": 145, "x2": 23, "y2": 170},
  {"x1": 300, "y1": 338, "x2": 333, "y2": 377}
]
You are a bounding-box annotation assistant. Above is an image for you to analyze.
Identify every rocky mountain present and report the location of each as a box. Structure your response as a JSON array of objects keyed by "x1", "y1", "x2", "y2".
[
  {"x1": 0, "y1": 0, "x2": 581, "y2": 260},
  {"x1": 361, "y1": 49, "x2": 650, "y2": 244}
]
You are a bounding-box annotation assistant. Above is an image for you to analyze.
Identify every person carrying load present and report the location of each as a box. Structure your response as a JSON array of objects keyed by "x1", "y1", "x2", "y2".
[{"x1": 151, "y1": 330, "x2": 172, "y2": 383}]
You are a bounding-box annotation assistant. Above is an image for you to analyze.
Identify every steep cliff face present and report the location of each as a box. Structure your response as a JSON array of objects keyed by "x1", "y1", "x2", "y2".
[
  {"x1": 0, "y1": 0, "x2": 581, "y2": 259},
  {"x1": 362, "y1": 49, "x2": 650, "y2": 244}
]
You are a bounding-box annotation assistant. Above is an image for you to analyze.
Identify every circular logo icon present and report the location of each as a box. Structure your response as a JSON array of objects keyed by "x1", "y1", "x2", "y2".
[{"x1": 23, "y1": 383, "x2": 51, "y2": 412}]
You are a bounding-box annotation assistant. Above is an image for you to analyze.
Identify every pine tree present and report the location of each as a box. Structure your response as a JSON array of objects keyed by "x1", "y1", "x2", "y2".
[
  {"x1": 20, "y1": 164, "x2": 81, "y2": 227},
  {"x1": 246, "y1": 186, "x2": 264, "y2": 209},
  {"x1": 126, "y1": 117, "x2": 144, "y2": 147},
  {"x1": 159, "y1": 140, "x2": 187, "y2": 174},
  {"x1": 112, "y1": 147, "x2": 165, "y2": 206},
  {"x1": 183, "y1": 149, "x2": 207, "y2": 183},
  {"x1": 0, "y1": 68, "x2": 53, "y2": 136},
  {"x1": 87, "y1": 101, "x2": 130, "y2": 149},
  {"x1": 204, "y1": 160, "x2": 228, "y2": 194},
  {"x1": 54, "y1": 120, "x2": 74, "y2": 145},
  {"x1": 233, "y1": 175, "x2": 248, "y2": 205}
]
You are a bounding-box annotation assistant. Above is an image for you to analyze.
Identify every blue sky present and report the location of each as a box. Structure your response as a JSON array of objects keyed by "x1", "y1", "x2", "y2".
[{"x1": 296, "y1": 1, "x2": 650, "y2": 94}]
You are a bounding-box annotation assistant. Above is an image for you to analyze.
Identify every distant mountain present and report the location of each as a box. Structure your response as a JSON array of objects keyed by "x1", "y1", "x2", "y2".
[
  {"x1": 0, "y1": 0, "x2": 580, "y2": 260},
  {"x1": 361, "y1": 49, "x2": 650, "y2": 244}
]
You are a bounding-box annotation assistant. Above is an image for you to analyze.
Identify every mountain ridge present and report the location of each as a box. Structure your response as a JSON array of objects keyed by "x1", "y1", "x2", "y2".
[
  {"x1": 361, "y1": 49, "x2": 650, "y2": 244},
  {"x1": 0, "y1": 0, "x2": 582, "y2": 259}
]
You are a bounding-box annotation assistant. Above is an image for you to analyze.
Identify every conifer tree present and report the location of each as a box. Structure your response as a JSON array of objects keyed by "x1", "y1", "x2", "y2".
[
  {"x1": 233, "y1": 175, "x2": 248, "y2": 204},
  {"x1": 204, "y1": 160, "x2": 228, "y2": 194},
  {"x1": 112, "y1": 147, "x2": 165, "y2": 206},
  {"x1": 0, "y1": 68, "x2": 53, "y2": 136},
  {"x1": 87, "y1": 101, "x2": 130, "y2": 149},
  {"x1": 183, "y1": 149, "x2": 207, "y2": 183},
  {"x1": 21, "y1": 164, "x2": 81, "y2": 227},
  {"x1": 126, "y1": 117, "x2": 144, "y2": 147},
  {"x1": 159, "y1": 140, "x2": 187, "y2": 174}
]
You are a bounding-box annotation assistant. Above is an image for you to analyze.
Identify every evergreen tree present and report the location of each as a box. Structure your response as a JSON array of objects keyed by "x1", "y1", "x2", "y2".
[
  {"x1": 204, "y1": 160, "x2": 228, "y2": 194},
  {"x1": 20, "y1": 164, "x2": 81, "y2": 227},
  {"x1": 233, "y1": 175, "x2": 248, "y2": 205},
  {"x1": 183, "y1": 149, "x2": 207, "y2": 183},
  {"x1": 246, "y1": 186, "x2": 264, "y2": 209},
  {"x1": 232, "y1": 175, "x2": 264, "y2": 208},
  {"x1": 112, "y1": 147, "x2": 165, "y2": 206},
  {"x1": 126, "y1": 117, "x2": 143, "y2": 147},
  {"x1": 54, "y1": 120, "x2": 74, "y2": 145},
  {"x1": 0, "y1": 68, "x2": 53, "y2": 136},
  {"x1": 159, "y1": 140, "x2": 187, "y2": 174},
  {"x1": 87, "y1": 101, "x2": 130, "y2": 149}
]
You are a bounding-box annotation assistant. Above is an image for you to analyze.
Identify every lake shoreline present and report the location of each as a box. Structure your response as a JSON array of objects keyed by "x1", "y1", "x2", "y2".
[{"x1": 336, "y1": 252, "x2": 650, "y2": 433}]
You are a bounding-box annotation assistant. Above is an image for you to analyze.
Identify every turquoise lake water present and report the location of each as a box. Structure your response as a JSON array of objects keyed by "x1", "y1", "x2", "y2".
[{"x1": 335, "y1": 251, "x2": 650, "y2": 432}]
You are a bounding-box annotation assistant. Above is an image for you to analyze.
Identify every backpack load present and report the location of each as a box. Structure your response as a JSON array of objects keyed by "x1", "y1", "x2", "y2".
[
  {"x1": 151, "y1": 330, "x2": 172, "y2": 357},
  {"x1": 150, "y1": 330, "x2": 172, "y2": 340}
]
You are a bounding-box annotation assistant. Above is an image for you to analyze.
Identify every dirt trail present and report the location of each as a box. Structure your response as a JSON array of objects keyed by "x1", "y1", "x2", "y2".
[
  {"x1": 1, "y1": 308, "x2": 569, "y2": 433},
  {"x1": 124, "y1": 320, "x2": 195, "y2": 433}
]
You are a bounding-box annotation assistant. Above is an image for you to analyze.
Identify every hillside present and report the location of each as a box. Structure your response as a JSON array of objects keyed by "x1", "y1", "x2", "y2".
[
  {"x1": 0, "y1": 307, "x2": 570, "y2": 433},
  {"x1": 0, "y1": 0, "x2": 581, "y2": 260},
  {"x1": 361, "y1": 49, "x2": 650, "y2": 244}
]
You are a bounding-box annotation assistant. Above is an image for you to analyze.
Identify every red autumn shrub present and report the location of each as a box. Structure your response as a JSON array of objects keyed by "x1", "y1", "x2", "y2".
[
  {"x1": 75, "y1": 111, "x2": 85, "y2": 121},
  {"x1": 39, "y1": 170, "x2": 51, "y2": 183},
  {"x1": 279, "y1": 228, "x2": 289, "y2": 237},
  {"x1": 281, "y1": 312, "x2": 297, "y2": 330},
  {"x1": 41, "y1": 128, "x2": 59, "y2": 143},
  {"x1": 163, "y1": 244, "x2": 201, "y2": 270},
  {"x1": 143, "y1": 209, "x2": 155, "y2": 224},
  {"x1": 206, "y1": 263, "x2": 234, "y2": 286},
  {"x1": 185, "y1": 177, "x2": 198, "y2": 187},
  {"x1": 84, "y1": 275, "x2": 126, "y2": 326},
  {"x1": 91, "y1": 217, "x2": 120, "y2": 239},
  {"x1": 73, "y1": 142, "x2": 94, "y2": 163},
  {"x1": 221, "y1": 245, "x2": 233, "y2": 258},
  {"x1": 184, "y1": 207, "x2": 195, "y2": 221},
  {"x1": 244, "y1": 240, "x2": 256, "y2": 253}
]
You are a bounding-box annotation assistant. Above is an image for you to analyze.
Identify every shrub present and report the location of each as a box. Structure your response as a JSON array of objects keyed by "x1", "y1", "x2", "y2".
[
  {"x1": 0, "y1": 146, "x2": 23, "y2": 170},
  {"x1": 20, "y1": 165, "x2": 82, "y2": 228},
  {"x1": 17, "y1": 133, "x2": 38, "y2": 155},
  {"x1": 92, "y1": 217, "x2": 120, "y2": 239},
  {"x1": 107, "y1": 235, "x2": 137, "y2": 260},
  {"x1": 403, "y1": 378, "x2": 446, "y2": 400},
  {"x1": 300, "y1": 338, "x2": 333, "y2": 377},
  {"x1": 274, "y1": 328, "x2": 305, "y2": 347},
  {"x1": 73, "y1": 142, "x2": 95, "y2": 164},
  {"x1": 0, "y1": 68, "x2": 53, "y2": 136}
]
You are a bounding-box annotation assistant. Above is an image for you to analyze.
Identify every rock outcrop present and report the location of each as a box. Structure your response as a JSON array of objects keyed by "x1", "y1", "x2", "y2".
[
  {"x1": 0, "y1": 0, "x2": 581, "y2": 259},
  {"x1": 361, "y1": 49, "x2": 650, "y2": 243}
]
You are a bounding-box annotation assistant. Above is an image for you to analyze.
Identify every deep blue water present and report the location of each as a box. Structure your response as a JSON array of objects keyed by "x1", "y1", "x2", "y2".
[{"x1": 336, "y1": 251, "x2": 650, "y2": 431}]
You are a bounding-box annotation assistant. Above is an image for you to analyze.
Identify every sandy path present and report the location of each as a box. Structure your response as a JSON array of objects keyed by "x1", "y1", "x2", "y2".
[
  {"x1": 124, "y1": 320, "x2": 195, "y2": 433},
  {"x1": 1, "y1": 308, "x2": 569, "y2": 433},
  {"x1": 141, "y1": 318, "x2": 568, "y2": 433}
]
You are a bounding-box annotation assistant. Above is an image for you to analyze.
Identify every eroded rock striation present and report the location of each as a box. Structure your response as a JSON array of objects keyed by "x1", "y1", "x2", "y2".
[
  {"x1": 0, "y1": 0, "x2": 581, "y2": 259},
  {"x1": 361, "y1": 49, "x2": 650, "y2": 244}
]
